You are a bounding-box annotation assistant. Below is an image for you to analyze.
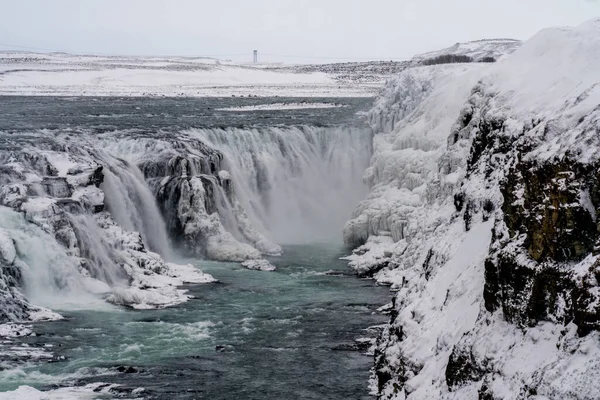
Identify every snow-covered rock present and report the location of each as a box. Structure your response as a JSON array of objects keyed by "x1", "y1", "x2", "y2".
[
  {"x1": 0, "y1": 130, "x2": 221, "y2": 322},
  {"x1": 241, "y1": 259, "x2": 277, "y2": 271},
  {"x1": 412, "y1": 39, "x2": 521, "y2": 63},
  {"x1": 347, "y1": 18, "x2": 600, "y2": 400}
]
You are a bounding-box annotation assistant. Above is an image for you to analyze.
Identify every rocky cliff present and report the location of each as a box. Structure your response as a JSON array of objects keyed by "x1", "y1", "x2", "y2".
[{"x1": 345, "y1": 19, "x2": 600, "y2": 399}]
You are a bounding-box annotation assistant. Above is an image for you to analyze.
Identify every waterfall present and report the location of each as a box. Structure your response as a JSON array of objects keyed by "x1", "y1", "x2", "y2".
[
  {"x1": 0, "y1": 207, "x2": 111, "y2": 311},
  {"x1": 100, "y1": 158, "x2": 172, "y2": 258},
  {"x1": 0, "y1": 119, "x2": 373, "y2": 319},
  {"x1": 187, "y1": 125, "x2": 373, "y2": 244}
]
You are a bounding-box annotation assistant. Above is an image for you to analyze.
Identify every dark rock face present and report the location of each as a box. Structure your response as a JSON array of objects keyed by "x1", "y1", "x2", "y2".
[
  {"x1": 483, "y1": 158, "x2": 600, "y2": 331},
  {"x1": 503, "y1": 161, "x2": 596, "y2": 263},
  {"x1": 442, "y1": 82, "x2": 600, "y2": 395},
  {"x1": 373, "y1": 296, "x2": 402, "y2": 394},
  {"x1": 445, "y1": 346, "x2": 486, "y2": 390},
  {"x1": 154, "y1": 175, "x2": 217, "y2": 257}
]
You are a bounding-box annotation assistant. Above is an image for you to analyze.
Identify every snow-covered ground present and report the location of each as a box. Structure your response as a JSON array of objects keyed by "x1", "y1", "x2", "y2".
[
  {"x1": 0, "y1": 52, "x2": 372, "y2": 97},
  {"x1": 0, "y1": 39, "x2": 520, "y2": 97},
  {"x1": 411, "y1": 38, "x2": 521, "y2": 62},
  {"x1": 216, "y1": 101, "x2": 347, "y2": 111},
  {"x1": 0, "y1": 382, "x2": 134, "y2": 400},
  {"x1": 344, "y1": 17, "x2": 600, "y2": 400}
]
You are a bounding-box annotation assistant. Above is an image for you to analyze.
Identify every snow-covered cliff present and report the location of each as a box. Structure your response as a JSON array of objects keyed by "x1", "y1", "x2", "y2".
[{"x1": 345, "y1": 19, "x2": 600, "y2": 399}]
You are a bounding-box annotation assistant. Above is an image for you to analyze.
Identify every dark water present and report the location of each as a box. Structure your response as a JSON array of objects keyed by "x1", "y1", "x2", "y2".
[
  {"x1": 0, "y1": 96, "x2": 371, "y2": 131},
  {"x1": 4, "y1": 245, "x2": 390, "y2": 399}
]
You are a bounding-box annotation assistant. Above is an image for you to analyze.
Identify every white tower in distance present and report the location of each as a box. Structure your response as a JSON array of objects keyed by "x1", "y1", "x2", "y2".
[{"x1": 253, "y1": 50, "x2": 258, "y2": 63}]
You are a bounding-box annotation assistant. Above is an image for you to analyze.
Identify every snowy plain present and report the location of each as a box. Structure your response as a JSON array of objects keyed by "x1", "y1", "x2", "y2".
[
  {"x1": 0, "y1": 39, "x2": 522, "y2": 98},
  {"x1": 0, "y1": 52, "x2": 374, "y2": 97}
]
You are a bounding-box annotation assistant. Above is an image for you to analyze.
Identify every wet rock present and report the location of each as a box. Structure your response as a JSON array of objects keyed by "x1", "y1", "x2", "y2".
[
  {"x1": 116, "y1": 365, "x2": 139, "y2": 373},
  {"x1": 215, "y1": 344, "x2": 233, "y2": 352}
]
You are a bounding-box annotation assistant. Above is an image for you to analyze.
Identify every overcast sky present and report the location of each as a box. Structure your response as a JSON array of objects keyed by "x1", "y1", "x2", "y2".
[{"x1": 1, "y1": 0, "x2": 599, "y2": 63}]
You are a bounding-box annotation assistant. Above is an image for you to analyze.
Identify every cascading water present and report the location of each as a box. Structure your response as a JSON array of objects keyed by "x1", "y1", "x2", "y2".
[
  {"x1": 0, "y1": 98, "x2": 376, "y2": 315},
  {"x1": 0, "y1": 97, "x2": 389, "y2": 399},
  {"x1": 187, "y1": 125, "x2": 373, "y2": 244},
  {"x1": 100, "y1": 158, "x2": 172, "y2": 258},
  {"x1": 0, "y1": 207, "x2": 110, "y2": 311}
]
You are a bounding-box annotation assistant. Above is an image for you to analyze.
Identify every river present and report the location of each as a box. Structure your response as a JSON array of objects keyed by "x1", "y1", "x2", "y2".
[{"x1": 0, "y1": 96, "x2": 390, "y2": 399}]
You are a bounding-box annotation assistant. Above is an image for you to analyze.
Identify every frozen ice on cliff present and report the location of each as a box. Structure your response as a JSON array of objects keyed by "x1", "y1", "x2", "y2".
[{"x1": 347, "y1": 18, "x2": 600, "y2": 400}]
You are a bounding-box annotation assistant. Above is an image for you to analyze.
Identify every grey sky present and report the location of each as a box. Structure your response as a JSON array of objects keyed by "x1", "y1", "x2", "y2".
[{"x1": 1, "y1": 0, "x2": 598, "y2": 63}]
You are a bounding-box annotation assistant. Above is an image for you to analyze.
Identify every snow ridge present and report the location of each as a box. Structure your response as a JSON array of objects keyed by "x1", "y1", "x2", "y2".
[{"x1": 412, "y1": 39, "x2": 521, "y2": 63}]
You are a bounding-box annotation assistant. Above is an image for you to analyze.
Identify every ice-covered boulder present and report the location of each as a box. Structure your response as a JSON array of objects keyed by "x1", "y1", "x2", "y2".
[{"x1": 241, "y1": 259, "x2": 276, "y2": 271}]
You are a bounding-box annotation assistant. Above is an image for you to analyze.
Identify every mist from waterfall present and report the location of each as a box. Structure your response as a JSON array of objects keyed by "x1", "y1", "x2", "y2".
[{"x1": 188, "y1": 125, "x2": 373, "y2": 244}]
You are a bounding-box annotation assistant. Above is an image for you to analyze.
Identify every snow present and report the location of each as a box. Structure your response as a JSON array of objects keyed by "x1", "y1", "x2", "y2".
[
  {"x1": 107, "y1": 259, "x2": 215, "y2": 310},
  {"x1": 216, "y1": 102, "x2": 347, "y2": 111},
  {"x1": 385, "y1": 221, "x2": 493, "y2": 399},
  {"x1": 0, "y1": 38, "x2": 522, "y2": 98},
  {"x1": 345, "y1": 17, "x2": 600, "y2": 400},
  {"x1": 205, "y1": 233, "x2": 262, "y2": 262},
  {"x1": 344, "y1": 63, "x2": 484, "y2": 252},
  {"x1": 43, "y1": 153, "x2": 77, "y2": 178},
  {"x1": 0, "y1": 324, "x2": 32, "y2": 338},
  {"x1": 0, "y1": 383, "x2": 128, "y2": 400},
  {"x1": 0, "y1": 52, "x2": 376, "y2": 97},
  {"x1": 413, "y1": 39, "x2": 521, "y2": 62},
  {"x1": 26, "y1": 308, "x2": 63, "y2": 322},
  {"x1": 448, "y1": 319, "x2": 600, "y2": 400}
]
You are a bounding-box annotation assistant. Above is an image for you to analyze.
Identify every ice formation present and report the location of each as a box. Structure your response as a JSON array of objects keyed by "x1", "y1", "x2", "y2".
[{"x1": 345, "y1": 18, "x2": 600, "y2": 400}]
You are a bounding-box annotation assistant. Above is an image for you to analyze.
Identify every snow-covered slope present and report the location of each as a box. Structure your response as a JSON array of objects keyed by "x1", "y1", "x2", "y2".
[
  {"x1": 286, "y1": 39, "x2": 520, "y2": 85},
  {"x1": 345, "y1": 18, "x2": 600, "y2": 399},
  {"x1": 412, "y1": 39, "x2": 521, "y2": 63}
]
